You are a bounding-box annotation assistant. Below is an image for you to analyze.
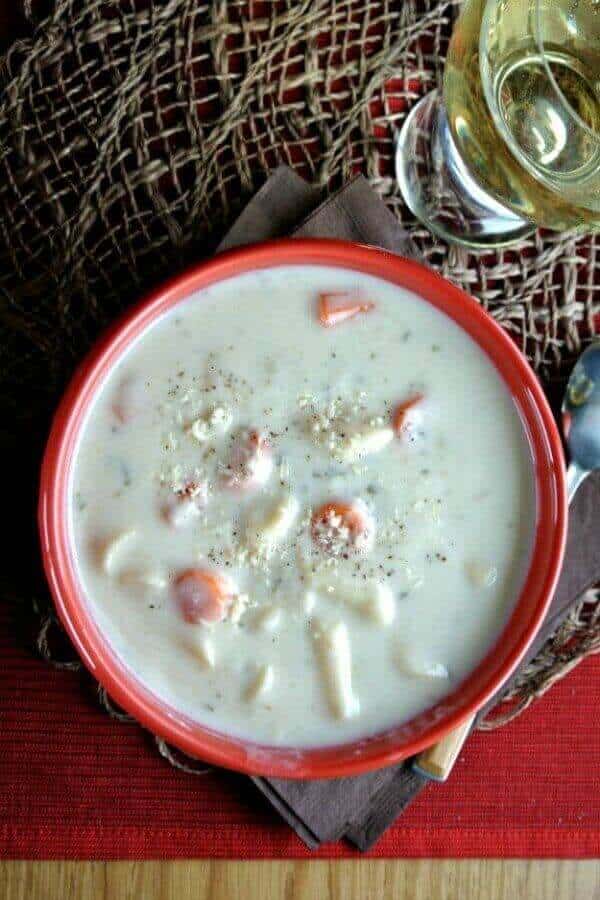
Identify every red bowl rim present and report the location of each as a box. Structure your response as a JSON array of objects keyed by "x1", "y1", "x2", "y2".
[{"x1": 38, "y1": 238, "x2": 567, "y2": 778}]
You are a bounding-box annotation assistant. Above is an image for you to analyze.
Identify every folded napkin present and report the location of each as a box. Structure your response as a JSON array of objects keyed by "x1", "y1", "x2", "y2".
[{"x1": 216, "y1": 165, "x2": 600, "y2": 851}]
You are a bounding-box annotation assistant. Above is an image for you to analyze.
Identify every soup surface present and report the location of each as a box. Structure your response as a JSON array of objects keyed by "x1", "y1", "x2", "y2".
[{"x1": 71, "y1": 264, "x2": 535, "y2": 747}]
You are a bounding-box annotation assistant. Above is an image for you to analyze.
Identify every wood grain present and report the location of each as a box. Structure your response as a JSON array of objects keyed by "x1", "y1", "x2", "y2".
[{"x1": 1, "y1": 861, "x2": 600, "y2": 900}]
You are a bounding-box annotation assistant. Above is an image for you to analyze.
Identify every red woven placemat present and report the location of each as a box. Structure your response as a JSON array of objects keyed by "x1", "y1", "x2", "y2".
[{"x1": 2, "y1": 602, "x2": 599, "y2": 859}]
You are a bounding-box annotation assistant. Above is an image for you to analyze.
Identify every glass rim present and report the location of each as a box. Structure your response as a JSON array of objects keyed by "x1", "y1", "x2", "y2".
[{"x1": 534, "y1": 0, "x2": 600, "y2": 144}]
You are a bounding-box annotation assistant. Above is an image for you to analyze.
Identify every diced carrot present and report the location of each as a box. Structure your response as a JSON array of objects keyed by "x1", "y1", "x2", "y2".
[
  {"x1": 318, "y1": 293, "x2": 375, "y2": 328},
  {"x1": 392, "y1": 393, "x2": 423, "y2": 436},
  {"x1": 311, "y1": 499, "x2": 374, "y2": 554},
  {"x1": 174, "y1": 569, "x2": 235, "y2": 624}
]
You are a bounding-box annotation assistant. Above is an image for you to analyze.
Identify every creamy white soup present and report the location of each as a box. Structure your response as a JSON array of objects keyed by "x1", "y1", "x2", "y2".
[{"x1": 71, "y1": 264, "x2": 535, "y2": 748}]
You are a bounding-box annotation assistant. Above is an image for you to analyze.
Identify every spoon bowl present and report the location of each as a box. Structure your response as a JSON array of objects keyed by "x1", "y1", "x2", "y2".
[{"x1": 563, "y1": 341, "x2": 600, "y2": 500}]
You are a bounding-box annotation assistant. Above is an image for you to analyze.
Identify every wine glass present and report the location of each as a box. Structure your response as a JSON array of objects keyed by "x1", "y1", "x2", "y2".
[{"x1": 396, "y1": 0, "x2": 600, "y2": 248}]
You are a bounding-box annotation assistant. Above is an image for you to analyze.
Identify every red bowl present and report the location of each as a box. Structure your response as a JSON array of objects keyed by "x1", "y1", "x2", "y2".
[{"x1": 38, "y1": 238, "x2": 567, "y2": 778}]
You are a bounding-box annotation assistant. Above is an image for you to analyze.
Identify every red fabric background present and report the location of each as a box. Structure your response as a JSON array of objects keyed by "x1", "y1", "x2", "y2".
[{"x1": 1, "y1": 603, "x2": 599, "y2": 859}]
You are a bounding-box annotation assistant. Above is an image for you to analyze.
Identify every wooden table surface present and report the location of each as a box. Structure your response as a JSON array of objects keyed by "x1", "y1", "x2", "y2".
[
  {"x1": 1, "y1": 4, "x2": 599, "y2": 899},
  {"x1": 0, "y1": 860, "x2": 599, "y2": 899}
]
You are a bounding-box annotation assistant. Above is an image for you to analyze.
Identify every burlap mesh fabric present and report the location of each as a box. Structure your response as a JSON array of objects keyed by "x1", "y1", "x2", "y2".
[{"x1": 2, "y1": 0, "x2": 599, "y2": 736}]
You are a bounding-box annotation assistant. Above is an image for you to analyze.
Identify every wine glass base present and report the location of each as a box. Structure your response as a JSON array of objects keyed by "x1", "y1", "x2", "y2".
[{"x1": 396, "y1": 90, "x2": 537, "y2": 249}]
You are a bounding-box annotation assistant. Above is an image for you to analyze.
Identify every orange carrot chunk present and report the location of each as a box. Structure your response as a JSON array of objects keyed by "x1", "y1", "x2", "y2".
[
  {"x1": 311, "y1": 499, "x2": 374, "y2": 555},
  {"x1": 392, "y1": 393, "x2": 424, "y2": 436},
  {"x1": 318, "y1": 293, "x2": 375, "y2": 328},
  {"x1": 174, "y1": 569, "x2": 235, "y2": 624}
]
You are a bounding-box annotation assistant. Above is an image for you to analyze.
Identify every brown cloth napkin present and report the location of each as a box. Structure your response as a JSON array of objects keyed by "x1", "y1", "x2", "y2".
[{"x1": 217, "y1": 165, "x2": 600, "y2": 851}]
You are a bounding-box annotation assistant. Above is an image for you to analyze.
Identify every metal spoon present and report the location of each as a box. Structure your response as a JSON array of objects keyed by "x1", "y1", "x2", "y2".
[
  {"x1": 562, "y1": 341, "x2": 600, "y2": 501},
  {"x1": 413, "y1": 341, "x2": 600, "y2": 782}
]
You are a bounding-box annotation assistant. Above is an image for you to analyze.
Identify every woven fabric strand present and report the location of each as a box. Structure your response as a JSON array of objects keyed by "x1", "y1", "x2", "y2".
[{"x1": 1, "y1": 0, "x2": 599, "y2": 739}]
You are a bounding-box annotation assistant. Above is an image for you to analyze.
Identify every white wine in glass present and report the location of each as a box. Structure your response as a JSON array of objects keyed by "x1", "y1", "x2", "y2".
[{"x1": 396, "y1": 0, "x2": 600, "y2": 247}]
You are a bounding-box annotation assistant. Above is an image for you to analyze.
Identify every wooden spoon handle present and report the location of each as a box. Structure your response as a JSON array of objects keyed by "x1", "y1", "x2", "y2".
[{"x1": 412, "y1": 714, "x2": 475, "y2": 782}]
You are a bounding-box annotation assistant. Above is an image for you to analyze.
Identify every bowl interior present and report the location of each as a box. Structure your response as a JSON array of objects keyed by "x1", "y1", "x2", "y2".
[{"x1": 38, "y1": 239, "x2": 567, "y2": 778}]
